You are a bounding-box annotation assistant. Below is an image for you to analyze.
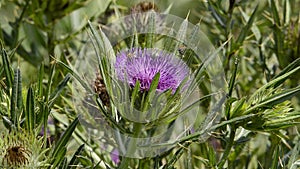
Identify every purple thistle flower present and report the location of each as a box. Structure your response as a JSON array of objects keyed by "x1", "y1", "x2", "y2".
[
  {"x1": 115, "y1": 48, "x2": 189, "y2": 92},
  {"x1": 110, "y1": 149, "x2": 120, "y2": 164}
]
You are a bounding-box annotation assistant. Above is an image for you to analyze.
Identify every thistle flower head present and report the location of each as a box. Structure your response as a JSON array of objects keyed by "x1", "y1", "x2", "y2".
[
  {"x1": 110, "y1": 149, "x2": 120, "y2": 165},
  {"x1": 115, "y1": 48, "x2": 189, "y2": 92},
  {"x1": 0, "y1": 130, "x2": 47, "y2": 168}
]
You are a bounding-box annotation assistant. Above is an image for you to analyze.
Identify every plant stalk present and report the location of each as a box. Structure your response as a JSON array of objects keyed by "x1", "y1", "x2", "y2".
[
  {"x1": 217, "y1": 127, "x2": 236, "y2": 168},
  {"x1": 118, "y1": 122, "x2": 143, "y2": 168}
]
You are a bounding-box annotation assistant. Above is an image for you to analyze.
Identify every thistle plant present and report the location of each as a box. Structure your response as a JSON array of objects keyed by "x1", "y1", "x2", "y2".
[
  {"x1": 0, "y1": 71, "x2": 47, "y2": 168},
  {"x1": 67, "y1": 2, "x2": 300, "y2": 168},
  {"x1": 66, "y1": 3, "x2": 227, "y2": 167},
  {"x1": 0, "y1": 45, "x2": 80, "y2": 168}
]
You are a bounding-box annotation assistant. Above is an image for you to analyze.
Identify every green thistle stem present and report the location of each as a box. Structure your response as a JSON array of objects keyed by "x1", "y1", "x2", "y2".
[
  {"x1": 119, "y1": 122, "x2": 143, "y2": 168},
  {"x1": 217, "y1": 127, "x2": 236, "y2": 168}
]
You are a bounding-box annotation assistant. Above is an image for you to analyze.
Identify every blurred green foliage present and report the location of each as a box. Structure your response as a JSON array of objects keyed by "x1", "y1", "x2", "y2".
[{"x1": 0, "y1": 0, "x2": 110, "y2": 67}]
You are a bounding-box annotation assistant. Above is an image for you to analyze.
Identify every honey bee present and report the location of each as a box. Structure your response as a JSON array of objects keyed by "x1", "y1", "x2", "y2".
[
  {"x1": 127, "y1": 52, "x2": 136, "y2": 59},
  {"x1": 3, "y1": 145, "x2": 31, "y2": 167},
  {"x1": 178, "y1": 44, "x2": 187, "y2": 56},
  {"x1": 131, "y1": 1, "x2": 159, "y2": 13}
]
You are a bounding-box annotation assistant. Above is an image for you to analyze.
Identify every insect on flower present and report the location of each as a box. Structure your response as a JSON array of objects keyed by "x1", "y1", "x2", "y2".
[{"x1": 126, "y1": 51, "x2": 137, "y2": 59}]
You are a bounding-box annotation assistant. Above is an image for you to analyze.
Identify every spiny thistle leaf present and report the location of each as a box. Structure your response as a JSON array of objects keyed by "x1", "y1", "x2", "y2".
[
  {"x1": 226, "y1": 59, "x2": 238, "y2": 118},
  {"x1": 249, "y1": 66, "x2": 300, "y2": 102},
  {"x1": 272, "y1": 57, "x2": 300, "y2": 87},
  {"x1": 0, "y1": 46, "x2": 13, "y2": 90},
  {"x1": 256, "y1": 86, "x2": 300, "y2": 108},
  {"x1": 10, "y1": 68, "x2": 22, "y2": 129},
  {"x1": 230, "y1": 98, "x2": 247, "y2": 118},
  {"x1": 288, "y1": 137, "x2": 300, "y2": 169},
  {"x1": 25, "y1": 86, "x2": 35, "y2": 133},
  {"x1": 87, "y1": 20, "x2": 115, "y2": 93},
  {"x1": 145, "y1": 11, "x2": 156, "y2": 48},
  {"x1": 172, "y1": 16, "x2": 189, "y2": 55}
]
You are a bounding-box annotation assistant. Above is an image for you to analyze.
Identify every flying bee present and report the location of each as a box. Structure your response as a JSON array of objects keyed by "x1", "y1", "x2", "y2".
[{"x1": 178, "y1": 44, "x2": 187, "y2": 56}]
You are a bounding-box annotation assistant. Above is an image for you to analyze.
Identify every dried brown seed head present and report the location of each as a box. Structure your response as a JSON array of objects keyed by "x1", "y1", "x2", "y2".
[
  {"x1": 94, "y1": 73, "x2": 110, "y2": 107},
  {"x1": 131, "y1": 1, "x2": 158, "y2": 13}
]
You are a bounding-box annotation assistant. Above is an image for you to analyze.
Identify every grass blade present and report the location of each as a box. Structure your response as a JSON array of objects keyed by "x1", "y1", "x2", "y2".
[
  {"x1": 141, "y1": 72, "x2": 160, "y2": 113},
  {"x1": 270, "y1": 0, "x2": 286, "y2": 67},
  {"x1": 69, "y1": 144, "x2": 85, "y2": 168},
  {"x1": 51, "y1": 147, "x2": 67, "y2": 169},
  {"x1": 51, "y1": 117, "x2": 79, "y2": 164},
  {"x1": 56, "y1": 60, "x2": 93, "y2": 93},
  {"x1": 208, "y1": 1, "x2": 226, "y2": 28},
  {"x1": 130, "y1": 80, "x2": 140, "y2": 109},
  {"x1": 235, "y1": 5, "x2": 259, "y2": 48},
  {"x1": 271, "y1": 0, "x2": 281, "y2": 26},
  {"x1": 225, "y1": 59, "x2": 238, "y2": 119},
  {"x1": 58, "y1": 158, "x2": 68, "y2": 169},
  {"x1": 48, "y1": 73, "x2": 71, "y2": 107},
  {"x1": 275, "y1": 57, "x2": 300, "y2": 76}
]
